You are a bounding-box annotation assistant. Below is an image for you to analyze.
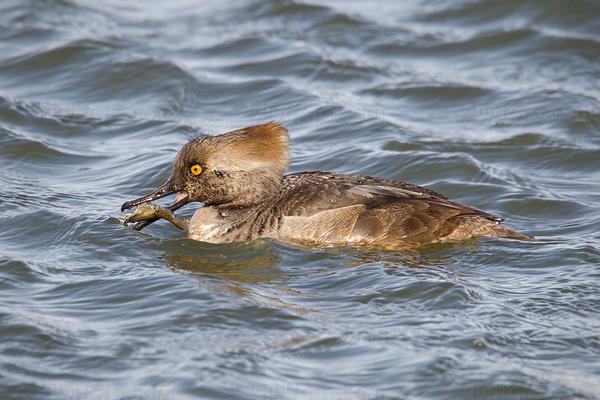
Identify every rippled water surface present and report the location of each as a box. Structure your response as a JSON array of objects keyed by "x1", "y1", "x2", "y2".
[{"x1": 1, "y1": 0, "x2": 600, "y2": 399}]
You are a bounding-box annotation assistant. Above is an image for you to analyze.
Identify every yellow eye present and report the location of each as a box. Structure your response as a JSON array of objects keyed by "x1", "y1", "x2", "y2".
[{"x1": 190, "y1": 164, "x2": 203, "y2": 175}]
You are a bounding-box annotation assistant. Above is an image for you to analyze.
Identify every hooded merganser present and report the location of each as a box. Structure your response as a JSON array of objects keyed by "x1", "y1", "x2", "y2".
[{"x1": 121, "y1": 122, "x2": 534, "y2": 248}]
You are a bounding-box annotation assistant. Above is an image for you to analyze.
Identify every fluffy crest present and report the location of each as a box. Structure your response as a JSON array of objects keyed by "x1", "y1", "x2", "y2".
[{"x1": 196, "y1": 122, "x2": 290, "y2": 177}]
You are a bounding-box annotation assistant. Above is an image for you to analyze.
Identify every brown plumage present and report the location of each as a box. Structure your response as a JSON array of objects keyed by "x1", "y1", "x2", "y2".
[{"x1": 121, "y1": 122, "x2": 534, "y2": 249}]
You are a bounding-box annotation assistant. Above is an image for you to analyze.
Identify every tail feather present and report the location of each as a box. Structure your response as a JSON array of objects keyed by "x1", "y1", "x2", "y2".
[
  {"x1": 488, "y1": 223, "x2": 536, "y2": 242},
  {"x1": 441, "y1": 216, "x2": 536, "y2": 242}
]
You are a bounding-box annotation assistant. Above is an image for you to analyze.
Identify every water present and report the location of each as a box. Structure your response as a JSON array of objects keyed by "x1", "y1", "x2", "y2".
[{"x1": 1, "y1": 0, "x2": 599, "y2": 399}]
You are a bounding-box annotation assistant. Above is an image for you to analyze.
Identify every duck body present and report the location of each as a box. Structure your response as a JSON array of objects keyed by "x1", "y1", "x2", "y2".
[
  {"x1": 121, "y1": 123, "x2": 534, "y2": 248},
  {"x1": 187, "y1": 170, "x2": 532, "y2": 248}
]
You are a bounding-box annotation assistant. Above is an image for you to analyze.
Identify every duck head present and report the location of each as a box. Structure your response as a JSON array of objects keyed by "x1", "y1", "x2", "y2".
[{"x1": 121, "y1": 122, "x2": 290, "y2": 214}]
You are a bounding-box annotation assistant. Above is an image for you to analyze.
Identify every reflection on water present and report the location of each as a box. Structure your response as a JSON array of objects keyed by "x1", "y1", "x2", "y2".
[
  {"x1": 163, "y1": 240, "x2": 287, "y2": 299},
  {"x1": 159, "y1": 238, "x2": 496, "y2": 317},
  {"x1": 162, "y1": 240, "x2": 282, "y2": 281}
]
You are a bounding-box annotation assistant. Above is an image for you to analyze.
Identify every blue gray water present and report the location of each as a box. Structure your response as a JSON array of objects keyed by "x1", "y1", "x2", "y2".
[{"x1": 1, "y1": 1, "x2": 600, "y2": 399}]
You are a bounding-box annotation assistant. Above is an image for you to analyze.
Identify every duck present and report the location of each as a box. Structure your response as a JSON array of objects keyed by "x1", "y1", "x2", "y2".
[{"x1": 121, "y1": 122, "x2": 534, "y2": 248}]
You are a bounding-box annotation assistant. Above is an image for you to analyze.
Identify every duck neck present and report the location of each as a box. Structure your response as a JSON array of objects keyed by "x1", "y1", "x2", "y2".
[{"x1": 213, "y1": 172, "x2": 284, "y2": 210}]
